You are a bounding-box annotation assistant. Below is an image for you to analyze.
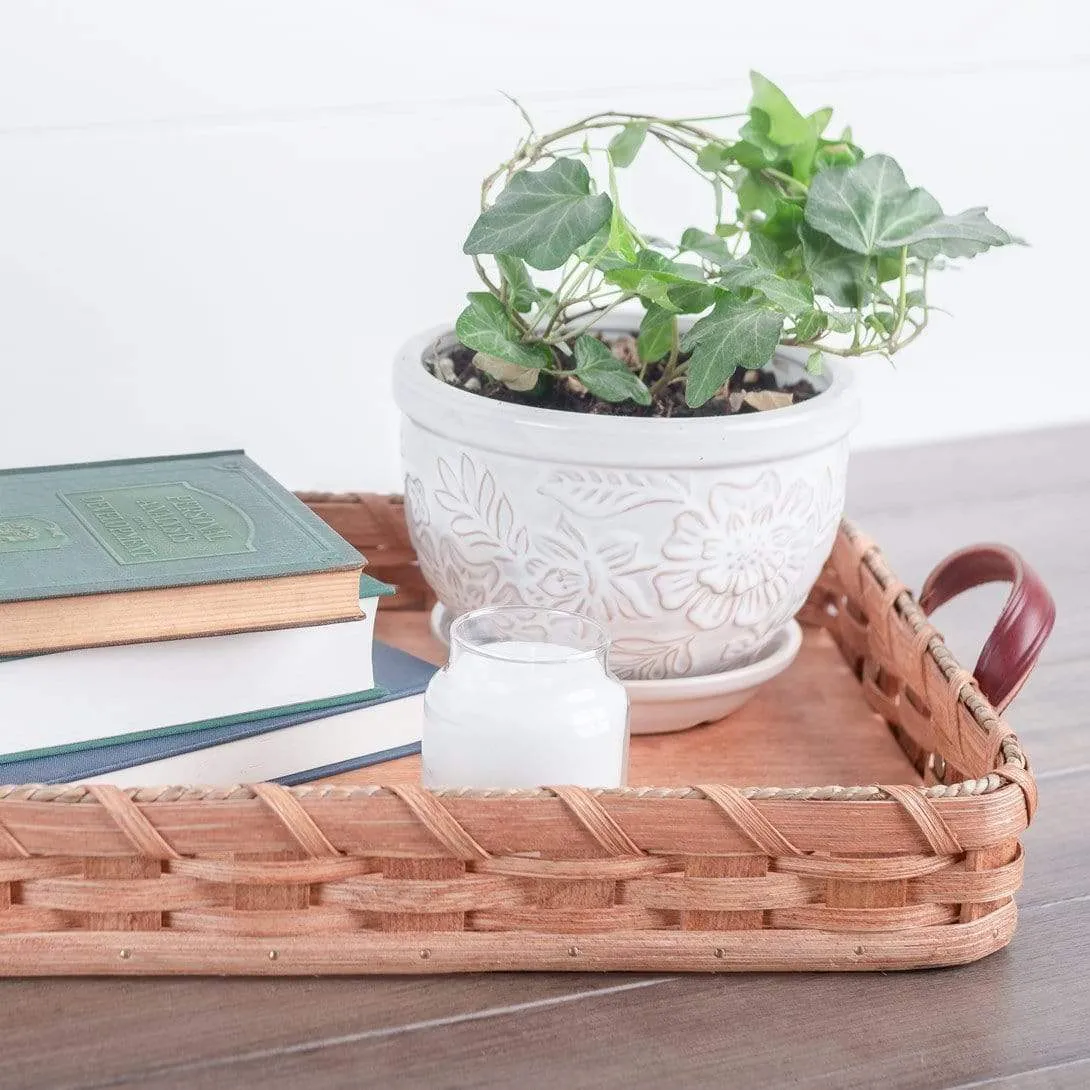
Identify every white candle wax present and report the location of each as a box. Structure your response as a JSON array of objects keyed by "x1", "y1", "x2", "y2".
[{"x1": 422, "y1": 638, "x2": 629, "y2": 789}]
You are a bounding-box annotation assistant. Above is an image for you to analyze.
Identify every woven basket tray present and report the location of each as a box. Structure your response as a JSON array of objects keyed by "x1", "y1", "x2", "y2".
[{"x1": 0, "y1": 494, "x2": 1050, "y2": 976}]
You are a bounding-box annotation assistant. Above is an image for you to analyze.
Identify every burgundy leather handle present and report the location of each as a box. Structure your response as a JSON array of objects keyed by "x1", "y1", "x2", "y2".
[{"x1": 918, "y1": 544, "x2": 1055, "y2": 713}]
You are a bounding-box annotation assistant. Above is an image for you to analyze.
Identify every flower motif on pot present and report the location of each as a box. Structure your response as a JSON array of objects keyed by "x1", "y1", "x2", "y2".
[
  {"x1": 525, "y1": 516, "x2": 652, "y2": 624},
  {"x1": 653, "y1": 472, "x2": 818, "y2": 630},
  {"x1": 609, "y1": 635, "x2": 696, "y2": 681},
  {"x1": 411, "y1": 523, "x2": 520, "y2": 616},
  {"x1": 404, "y1": 474, "x2": 430, "y2": 529}
]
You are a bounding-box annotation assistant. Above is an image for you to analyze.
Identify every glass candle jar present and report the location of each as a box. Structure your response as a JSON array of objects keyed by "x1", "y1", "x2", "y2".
[{"x1": 421, "y1": 606, "x2": 629, "y2": 789}]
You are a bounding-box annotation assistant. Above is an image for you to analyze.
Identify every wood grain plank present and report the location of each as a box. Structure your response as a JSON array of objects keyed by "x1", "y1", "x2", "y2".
[
  {"x1": 846, "y1": 425, "x2": 1090, "y2": 514},
  {"x1": 0, "y1": 975, "x2": 665, "y2": 1090},
  {"x1": 115, "y1": 900, "x2": 1089, "y2": 1090}
]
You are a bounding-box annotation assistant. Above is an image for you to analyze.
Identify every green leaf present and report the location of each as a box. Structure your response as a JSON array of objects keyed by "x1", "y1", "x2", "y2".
[
  {"x1": 607, "y1": 205, "x2": 639, "y2": 264},
  {"x1": 496, "y1": 255, "x2": 541, "y2": 313},
  {"x1": 892, "y1": 206, "x2": 1020, "y2": 259},
  {"x1": 800, "y1": 223, "x2": 870, "y2": 307},
  {"x1": 749, "y1": 74, "x2": 817, "y2": 146},
  {"x1": 680, "y1": 227, "x2": 734, "y2": 266},
  {"x1": 747, "y1": 73, "x2": 831, "y2": 179},
  {"x1": 608, "y1": 122, "x2": 648, "y2": 168},
  {"x1": 738, "y1": 110, "x2": 782, "y2": 160},
  {"x1": 666, "y1": 282, "x2": 721, "y2": 313},
  {"x1": 806, "y1": 349, "x2": 824, "y2": 375},
  {"x1": 793, "y1": 308, "x2": 827, "y2": 341},
  {"x1": 455, "y1": 293, "x2": 551, "y2": 369},
  {"x1": 681, "y1": 296, "x2": 785, "y2": 407},
  {"x1": 572, "y1": 336, "x2": 652, "y2": 405},
  {"x1": 637, "y1": 304, "x2": 675, "y2": 363},
  {"x1": 866, "y1": 311, "x2": 898, "y2": 336},
  {"x1": 746, "y1": 234, "x2": 782, "y2": 269},
  {"x1": 758, "y1": 199, "x2": 805, "y2": 249},
  {"x1": 697, "y1": 142, "x2": 732, "y2": 171},
  {"x1": 737, "y1": 172, "x2": 780, "y2": 216},
  {"x1": 463, "y1": 159, "x2": 613, "y2": 270},
  {"x1": 804, "y1": 154, "x2": 942, "y2": 256},
  {"x1": 728, "y1": 139, "x2": 775, "y2": 170},
  {"x1": 576, "y1": 223, "x2": 631, "y2": 271},
  {"x1": 604, "y1": 250, "x2": 708, "y2": 310},
  {"x1": 718, "y1": 261, "x2": 813, "y2": 316},
  {"x1": 824, "y1": 311, "x2": 857, "y2": 334}
]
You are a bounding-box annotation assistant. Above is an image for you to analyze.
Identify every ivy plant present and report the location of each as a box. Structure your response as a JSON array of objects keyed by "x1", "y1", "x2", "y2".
[{"x1": 453, "y1": 73, "x2": 1019, "y2": 411}]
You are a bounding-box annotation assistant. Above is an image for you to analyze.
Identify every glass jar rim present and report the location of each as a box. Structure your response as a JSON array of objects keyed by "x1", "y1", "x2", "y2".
[{"x1": 448, "y1": 606, "x2": 610, "y2": 666}]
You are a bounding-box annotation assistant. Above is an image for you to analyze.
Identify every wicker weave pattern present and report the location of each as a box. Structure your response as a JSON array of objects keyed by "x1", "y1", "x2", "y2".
[{"x1": 0, "y1": 508, "x2": 1036, "y2": 974}]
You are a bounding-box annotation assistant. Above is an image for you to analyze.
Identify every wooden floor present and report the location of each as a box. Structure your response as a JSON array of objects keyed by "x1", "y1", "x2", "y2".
[{"x1": 3, "y1": 424, "x2": 1089, "y2": 1090}]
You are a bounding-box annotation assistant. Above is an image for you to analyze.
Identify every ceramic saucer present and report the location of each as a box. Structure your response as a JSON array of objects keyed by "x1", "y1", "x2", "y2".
[{"x1": 428, "y1": 604, "x2": 802, "y2": 735}]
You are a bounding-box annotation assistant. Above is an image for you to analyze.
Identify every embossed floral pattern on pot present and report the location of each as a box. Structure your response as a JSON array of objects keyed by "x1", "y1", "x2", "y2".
[
  {"x1": 653, "y1": 472, "x2": 818, "y2": 630},
  {"x1": 525, "y1": 516, "x2": 652, "y2": 624}
]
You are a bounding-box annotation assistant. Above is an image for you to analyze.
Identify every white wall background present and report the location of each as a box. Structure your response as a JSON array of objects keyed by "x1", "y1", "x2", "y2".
[{"x1": 1, "y1": 2, "x2": 1088, "y2": 491}]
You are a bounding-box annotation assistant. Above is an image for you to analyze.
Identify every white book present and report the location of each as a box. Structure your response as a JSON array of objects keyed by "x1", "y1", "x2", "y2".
[
  {"x1": 0, "y1": 642, "x2": 435, "y2": 786},
  {"x1": 0, "y1": 590, "x2": 385, "y2": 762}
]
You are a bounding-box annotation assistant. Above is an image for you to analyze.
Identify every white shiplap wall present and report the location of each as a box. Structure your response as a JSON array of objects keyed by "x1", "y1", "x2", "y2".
[{"x1": 1, "y1": 2, "x2": 1088, "y2": 490}]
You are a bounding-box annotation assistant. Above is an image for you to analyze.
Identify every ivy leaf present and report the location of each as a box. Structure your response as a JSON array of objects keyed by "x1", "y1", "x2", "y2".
[
  {"x1": 824, "y1": 311, "x2": 857, "y2": 334},
  {"x1": 800, "y1": 223, "x2": 869, "y2": 307},
  {"x1": 455, "y1": 293, "x2": 551, "y2": 369},
  {"x1": 738, "y1": 110, "x2": 782, "y2": 161},
  {"x1": 890, "y1": 206, "x2": 1020, "y2": 259},
  {"x1": 681, "y1": 296, "x2": 785, "y2": 407},
  {"x1": 866, "y1": 311, "x2": 898, "y2": 336},
  {"x1": 577, "y1": 223, "x2": 631, "y2": 271},
  {"x1": 749, "y1": 73, "x2": 819, "y2": 147},
  {"x1": 746, "y1": 234, "x2": 782, "y2": 269},
  {"x1": 737, "y1": 172, "x2": 780, "y2": 216},
  {"x1": 718, "y1": 261, "x2": 813, "y2": 316},
  {"x1": 607, "y1": 205, "x2": 639, "y2": 263},
  {"x1": 804, "y1": 154, "x2": 942, "y2": 256},
  {"x1": 572, "y1": 336, "x2": 652, "y2": 405},
  {"x1": 758, "y1": 199, "x2": 806, "y2": 249},
  {"x1": 637, "y1": 304, "x2": 675, "y2": 363},
  {"x1": 728, "y1": 139, "x2": 776, "y2": 171},
  {"x1": 463, "y1": 159, "x2": 613, "y2": 270},
  {"x1": 666, "y1": 281, "x2": 721, "y2": 313},
  {"x1": 806, "y1": 350, "x2": 824, "y2": 375},
  {"x1": 679, "y1": 227, "x2": 734, "y2": 266},
  {"x1": 608, "y1": 122, "x2": 648, "y2": 168},
  {"x1": 792, "y1": 308, "x2": 827, "y2": 341},
  {"x1": 697, "y1": 142, "x2": 732, "y2": 171},
  {"x1": 748, "y1": 73, "x2": 832, "y2": 179},
  {"x1": 604, "y1": 250, "x2": 708, "y2": 310},
  {"x1": 496, "y1": 255, "x2": 541, "y2": 313}
]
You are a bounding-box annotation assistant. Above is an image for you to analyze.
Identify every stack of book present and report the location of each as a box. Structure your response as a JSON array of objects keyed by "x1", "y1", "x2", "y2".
[{"x1": 0, "y1": 451, "x2": 434, "y2": 786}]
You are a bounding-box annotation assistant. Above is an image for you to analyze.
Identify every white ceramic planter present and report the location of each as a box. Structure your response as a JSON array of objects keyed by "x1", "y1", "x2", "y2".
[{"x1": 394, "y1": 324, "x2": 860, "y2": 680}]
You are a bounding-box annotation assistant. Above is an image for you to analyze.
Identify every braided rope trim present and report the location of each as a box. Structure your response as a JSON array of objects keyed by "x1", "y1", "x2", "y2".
[
  {"x1": 0, "y1": 772, "x2": 1022, "y2": 805},
  {"x1": 0, "y1": 524, "x2": 1029, "y2": 808}
]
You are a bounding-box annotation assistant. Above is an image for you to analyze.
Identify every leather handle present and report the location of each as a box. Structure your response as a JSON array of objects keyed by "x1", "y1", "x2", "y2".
[{"x1": 918, "y1": 544, "x2": 1056, "y2": 713}]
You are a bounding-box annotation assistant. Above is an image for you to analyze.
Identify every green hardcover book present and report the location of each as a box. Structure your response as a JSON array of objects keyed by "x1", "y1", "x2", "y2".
[{"x1": 0, "y1": 450, "x2": 366, "y2": 655}]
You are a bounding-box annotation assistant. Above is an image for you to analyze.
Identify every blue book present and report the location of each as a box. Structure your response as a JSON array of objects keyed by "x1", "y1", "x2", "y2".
[{"x1": 0, "y1": 642, "x2": 436, "y2": 786}]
